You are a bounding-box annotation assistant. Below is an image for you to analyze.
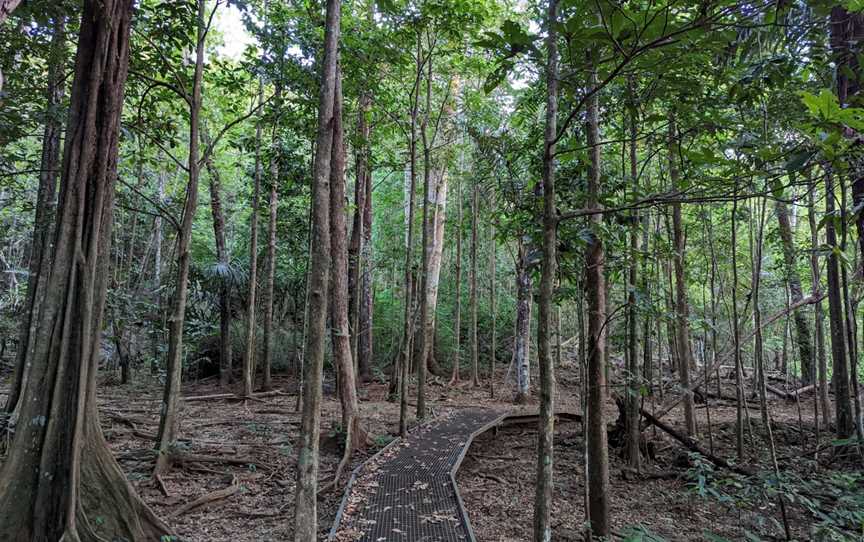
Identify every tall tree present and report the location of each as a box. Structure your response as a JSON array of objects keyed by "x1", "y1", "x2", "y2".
[
  {"x1": 243, "y1": 83, "x2": 264, "y2": 398},
  {"x1": 329, "y1": 69, "x2": 365, "y2": 481},
  {"x1": 533, "y1": 0, "x2": 558, "y2": 538},
  {"x1": 514, "y1": 238, "x2": 532, "y2": 403},
  {"x1": 293, "y1": 0, "x2": 340, "y2": 536},
  {"x1": 262, "y1": 85, "x2": 282, "y2": 392},
  {"x1": 5, "y1": 13, "x2": 66, "y2": 415},
  {"x1": 203, "y1": 131, "x2": 233, "y2": 388},
  {"x1": 668, "y1": 108, "x2": 696, "y2": 437},
  {"x1": 775, "y1": 196, "x2": 814, "y2": 383},
  {"x1": 154, "y1": 0, "x2": 209, "y2": 476},
  {"x1": 0, "y1": 0, "x2": 170, "y2": 538},
  {"x1": 585, "y1": 56, "x2": 610, "y2": 538}
]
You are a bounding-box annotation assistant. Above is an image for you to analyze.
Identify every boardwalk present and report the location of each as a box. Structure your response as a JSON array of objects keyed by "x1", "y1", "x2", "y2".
[{"x1": 329, "y1": 408, "x2": 506, "y2": 542}]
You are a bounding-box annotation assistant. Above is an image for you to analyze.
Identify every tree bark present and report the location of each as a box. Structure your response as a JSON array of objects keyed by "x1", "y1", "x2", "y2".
[
  {"x1": 0, "y1": 1, "x2": 170, "y2": 539},
  {"x1": 329, "y1": 69, "x2": 365, "y2": 476},
  {"x1": 154, "y1": 0, "x2": 208, "y2": 476},
  {"x1": 825, "y1": 171, "x2": 855, "y2": 439},
  {"x1": 514, "y1": 239, "x2": 532, "y2": 404},
  {"x1": 6, "y1": 14, "x2": 66, "y2": 416},
  {"x1": 349, "y1": 91, "x2": 372, "y2": 381},
  {"x1": 625, "y1": 75, "x2": 641, "y2": 471},
  {"x1": 470, "y1": 181, "x2": 480, "y2": 387},
  {"x1": 808, "y1": 183, "x2": 831, "y2": 427},
  {"x1": 293, "y1": 0, "x2": 339, "y2": 536},
  {"x1": 203, "y1": 132, "x2": 233, "y2": 389},
  {"x1": 533, "y1": 1, "x2": 558, "y2": 538},
  {"x1": 585, "y1": 57, "x2": 610, "y2": 539},
  {"x1": 775, "y1": 197, "x2": 813, "y2": 383},
  {"x1": 243, "y1": 83, "x2": 264, "y2": 397},
  {"x1": 668, "y1": 110, "x2": 697, "y2": 437},
  {"x1": 450, "y1": 173, "x2": 464, "y2": 385},
  {"x1": 262, "y1": 84, "x2": 282, "y2": 392}
]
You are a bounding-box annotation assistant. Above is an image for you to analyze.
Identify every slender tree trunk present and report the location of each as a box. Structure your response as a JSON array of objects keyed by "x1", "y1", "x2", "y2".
[
  {"x1": 470, "y1": 182, "x2": 480, "y2": 387},
  {"x1": 731, "y1": 186, "x2": 745, "y2": 459},
  {"x1": 243, "y1": 82, "x2": 264, "y2": 397},
  {"x1": 668, "y1": 110, "x2": 696, "y2": 437},
  {"x1": 825, "y1": 171, "x2": 855, "y2": 439},
  {"x1": 775, "y1": 197, "x2": 814, "y2": 383},
  {"x1": 585, "y1": 57, "x2": 610, "y2": 538},
  {"x1": 329, "y1": 70, "x2": 365, "y2": 481},
  {"x1": 6, "y1": 14, "x2": 65, "y2": 415},
  {"x1": 154, "y1": 0, "x2": 207, "y2": 476},
  {"x1": 349, "y1": 91, "x2": 371, "y2": 381},
  {"x1": 151, "y1": 167, "x2": 165, "y2": 375},
  {"x1": 293, "y1": 0, "x2": 339, "y2": 536},
  {"x1": 416, "y1": 52, "x2": 434, "y2": 418},
  {"x1": 358, "y1": 153, "x2": 374, "y2": 381},
  {"x1": 203, "y1": 132, "x2": 233, "y2": 389},
  {"x1": 0, "y1": 2, "x2": 170, "y2": 539},
  {"x1": 808, "y1": 179, "x2": 831, "y2": 427},
  {"x1": 533, "y1": 2, "x2": 558, "y2": 538},
  {"x1": 625, "y1": 75, "x2": 641, "y2": 470},
  {"x1": 514, "y1": 240, "x2": 532, "y2": 403},
  {"x1": 489, "y1": 216, "x2": 497, "y2": 398},
  {"x1": 262, "y1": 84, "x2": 282, "y2": 392},
  {"x1": 450, "y1": 174, "x2": 463, "y2": 385}
]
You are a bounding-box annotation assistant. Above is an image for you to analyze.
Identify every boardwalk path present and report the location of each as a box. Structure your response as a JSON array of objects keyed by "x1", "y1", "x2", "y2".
[{"x1": 329, "y1": 408, "x2": 506, "y2": 542}]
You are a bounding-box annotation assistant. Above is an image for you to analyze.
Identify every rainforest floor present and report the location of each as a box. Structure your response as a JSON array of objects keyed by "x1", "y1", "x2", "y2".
[{"x1": 1, "y1": 355, "x2": 858, "y2": 541}]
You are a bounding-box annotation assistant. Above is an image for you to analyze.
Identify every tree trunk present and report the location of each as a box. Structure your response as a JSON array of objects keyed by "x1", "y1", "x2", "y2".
[
  {"x1": 625, "y1": 75, "x2": 641, "y2": 471},
  {"x1": 154, "y1": 0, "x2": 207, "y2": 476},
  {"x1": 416, "y1": 52, "x2": 434, "y2": 419},
  {"x1": 243, "y1": 83, "x2": 264, "y2": 397},
  {"x1": 0, "y1": 2, "x2": 170, "y2": 539},
  {"x1": 6, "y1": 14, "x2": 66, "y2": 416},
  {"x1": 450, "y1": 174, "x2": 463, "y2": 384},
  {"x1": 808, "y1": 181, "x2": 831, "y2": 427},
  {"x1": 262, "y1": 84, "x2": 282, "y2": 392},
  {"x1": 349, "y1": 91, "x2": 372, "y2": 381},
  {"x1": 775, "y1": 197, "x2": 814, "y2": 383},
  {"x1": 514, "y1": 240, "x2": 532, "y2": 404},
  {"x1": 470, "y1": 181, "x2": 480, "y2": 387},
  {"x1": 151, "y1": 166, "x2": 165, "y2": 375},
  {"x1": 585, "y1": 57, "x2": 610, "y2": 539},
  {"x1": 329, "y1": 70, "x2": 365, "y2": 474},
  {"x1": 489, "y1": 215, "x2": 496, "y2": 398},
  {"x1": 293, "y1": 0, "x2": 339, "y2": 536},
  {"x1": 533, "y1": 2, "x2": 558, "y2": 538},
  {"x1": 731, "y1": 186, "x2": 745, "y2": 459},
  {"x1": 203, "y1": 132, "x2": 233, "y2": 389},
  {"x1": 668, "y1": 110, "x2": 696, "y2": 437},
  {"x1": 825, "y1": 171, "x2": 855, "y2": 439},
  {"x1": 395, "y1": 34, "x2": 423, "y2": 434},
  {"x1": 358, "y1": 157, "x2": 374, "y2": 381}
]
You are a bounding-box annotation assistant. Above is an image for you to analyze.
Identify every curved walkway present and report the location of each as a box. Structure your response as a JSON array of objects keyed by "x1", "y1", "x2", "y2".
[{"x1": 329, "y1": 408, "x2": 506, "y2": 542}]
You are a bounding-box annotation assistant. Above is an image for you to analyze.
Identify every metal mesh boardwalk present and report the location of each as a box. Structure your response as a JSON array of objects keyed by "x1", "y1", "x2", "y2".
[{"x1": 329, "y1": 408, "x2": 506, "y2": 542}]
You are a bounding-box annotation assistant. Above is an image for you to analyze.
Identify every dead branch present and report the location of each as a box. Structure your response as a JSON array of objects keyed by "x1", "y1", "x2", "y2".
[{"x1": 171, "y1": 475, "x2": 240, "y2": 517}]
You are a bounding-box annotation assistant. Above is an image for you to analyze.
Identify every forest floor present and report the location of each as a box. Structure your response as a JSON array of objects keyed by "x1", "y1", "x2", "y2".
[{"x1": 1, "y1": 357, "x2": 858, "y2": 541}]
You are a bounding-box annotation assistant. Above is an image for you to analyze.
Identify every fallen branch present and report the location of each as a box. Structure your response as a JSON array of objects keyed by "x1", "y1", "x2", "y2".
[
  {"x1": 174, "y1": 453, "x2": 262, "y2": 468},
  {"x1": 171, "y1": 475, "x2": 239, "y2": 517},
  {"x1": 183, "y1": 390, "x2": 287, "y2": 402},
  {"x1": 639, "y1": 407, "x2": 751, "y2": 476}
]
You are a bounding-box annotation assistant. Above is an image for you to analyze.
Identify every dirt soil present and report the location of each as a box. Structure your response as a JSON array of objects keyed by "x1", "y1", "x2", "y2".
[{"x1": 1, "y1": 358, "x2": 855, "y2": 541}]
